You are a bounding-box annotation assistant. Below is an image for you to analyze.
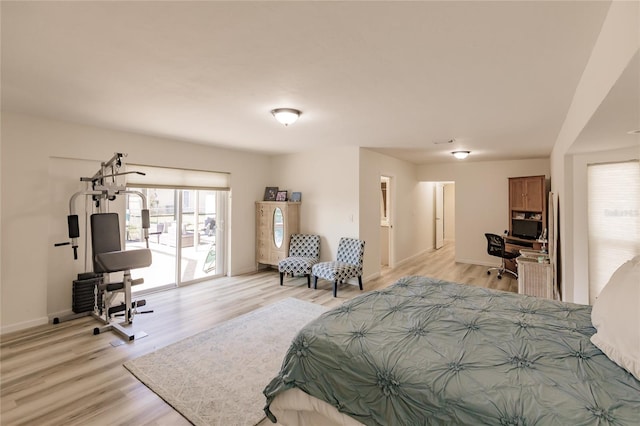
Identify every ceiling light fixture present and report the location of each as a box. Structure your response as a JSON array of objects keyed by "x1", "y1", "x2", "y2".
[
  {"x1": 452, "y1": 150, "x2": 471, "y2": 160},
  {"x1": 271, "y1": 108, "x2": 301, "y2": 126}
]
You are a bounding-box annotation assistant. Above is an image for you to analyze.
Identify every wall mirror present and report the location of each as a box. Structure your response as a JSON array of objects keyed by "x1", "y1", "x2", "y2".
[{"x1": 273, "y1": 207, "x2": 284, "y2": 248}]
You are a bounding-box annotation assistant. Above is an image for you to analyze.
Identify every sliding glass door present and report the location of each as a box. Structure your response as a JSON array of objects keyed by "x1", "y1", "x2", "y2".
[
  {"x1": 125, "y1": 187, "x2": 227, "y2": 294},
  {"x1": 179, "y1": 189, "x2": 224, "y2": 282}
]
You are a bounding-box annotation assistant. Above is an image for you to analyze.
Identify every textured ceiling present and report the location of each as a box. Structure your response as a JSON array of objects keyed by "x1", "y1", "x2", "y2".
[{"x1": 2, "y1": 1, "x2": 637, "y2": 163}]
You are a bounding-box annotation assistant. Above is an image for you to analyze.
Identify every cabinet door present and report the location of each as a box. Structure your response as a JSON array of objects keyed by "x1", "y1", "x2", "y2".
[
  {"x1": 524, "y1": 177, "x2": 544, "y2": 211},
  {"x1": 256, "y1": 203, "x2": 272, "y2": 263},
  {"x1": 510, "y1": 178, "x2": 526, "y2": 210}
]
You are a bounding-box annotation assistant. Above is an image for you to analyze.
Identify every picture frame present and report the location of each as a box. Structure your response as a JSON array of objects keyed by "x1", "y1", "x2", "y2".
[
  {"x1": 290, "y1": 192, "x2": 302, "y2": 202},
  {"x1": 264, "y1": 186, "x2": 278, "y2": 201},
  {"x1": 276, "y1": 190, "x2": 288, "y2": 202}
]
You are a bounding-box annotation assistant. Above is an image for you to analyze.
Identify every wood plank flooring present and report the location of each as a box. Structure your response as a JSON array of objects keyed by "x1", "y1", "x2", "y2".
[{"x1": 1, "y1": 243, "x2": 515, "y2": 425}]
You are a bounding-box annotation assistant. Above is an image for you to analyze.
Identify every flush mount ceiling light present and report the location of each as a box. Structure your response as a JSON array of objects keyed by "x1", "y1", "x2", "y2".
[
  {"x1": 452, "y1": 150, "x2": 471, "y2": 160},
  {"x1": 271, "y1": 108, "x2": 301, "y2": 126}
]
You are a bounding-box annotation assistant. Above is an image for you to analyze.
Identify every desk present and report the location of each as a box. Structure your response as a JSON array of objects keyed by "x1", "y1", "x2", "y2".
[
  {"x1": 505, "y1": 236, "x2": 542, "y2": 251},
  {"x1": 504, "y1": 236, "x2": 543, "y2": 273}
]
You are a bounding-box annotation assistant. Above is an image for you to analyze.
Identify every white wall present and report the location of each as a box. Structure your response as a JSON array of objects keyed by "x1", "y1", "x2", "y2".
[
  {"x1": 444, "y1": 183, "x2": 455, "y2": 241},
  {"x1": 418, "y1": 159, "x2": 550, "y2": 267},
  {"x1": 270, "y1": 146, "x2": 360, "y2": 265},
  {"x1": 415, "y1": 181, "x2": 436, "y2": 255},
  {"x1": 551, "y1": 1, "x2": 639, "y2": 303},
  {"x1": 1, "y1": 112, "x2": 271, "y2": 333}
]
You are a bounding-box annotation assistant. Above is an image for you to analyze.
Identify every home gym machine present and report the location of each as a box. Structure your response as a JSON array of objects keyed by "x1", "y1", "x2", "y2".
[{"x1": 53, "y1": 153, "x2": 153, "y2": 342}]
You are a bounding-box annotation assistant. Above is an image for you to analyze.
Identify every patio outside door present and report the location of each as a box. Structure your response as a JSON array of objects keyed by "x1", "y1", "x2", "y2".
[{"x1": 125, "y1": 187, "x2": 226, "y2": 294}]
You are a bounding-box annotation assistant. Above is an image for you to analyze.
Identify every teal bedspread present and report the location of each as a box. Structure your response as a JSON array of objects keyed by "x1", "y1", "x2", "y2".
[{"x1": 264, "y1": 276, "x2": 640, "y2": 425}]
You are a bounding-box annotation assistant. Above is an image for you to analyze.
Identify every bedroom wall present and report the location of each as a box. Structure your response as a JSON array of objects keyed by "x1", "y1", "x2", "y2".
[
  {"x1": 416, "y1": 181, "x2": 437, "y2": 255},
  {"x1": 444, "y1": 183, "x2": 455, "y2": 241},
  {"x1": 270, "y1": 146, "x2": 360, "y2": 266},
  {"x1": 551, "y1": 1, "x2": 639, "y2": 303},
  {"x1": 417, "y1": 159, "x2": 550, "y2": 267},
  {"x1": 1, "y1": 112, "x2": 271, "y2": 333}
]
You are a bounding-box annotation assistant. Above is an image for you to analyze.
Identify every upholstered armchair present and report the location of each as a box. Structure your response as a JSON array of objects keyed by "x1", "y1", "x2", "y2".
[
  {"x1": 312, "y1": 237, "x2": 365, "y2": 297},
  {"x1": 278, "y1": 234, "x2": 321, "y2": 288}
]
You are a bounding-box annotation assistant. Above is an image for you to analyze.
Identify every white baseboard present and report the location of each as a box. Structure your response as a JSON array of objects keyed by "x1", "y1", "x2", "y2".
[
  {"x1": 1, "y1": 316, "x2": 49, "y2": 335},
  {"x1": 362, "y1": 271, "x2": 381, "y2": 283},
  {"x1": 457, "y1": 258, "x2": 497, "y2": 268},
  {"x1": 232, "y1": 265, "x2": 262, "y2": 276},
  {"x1": 48, "y1": 308, "x2": 75, "y2": 322},
  {"x1": 394, "y1": 249, "x2": 431, "y2": 268}
]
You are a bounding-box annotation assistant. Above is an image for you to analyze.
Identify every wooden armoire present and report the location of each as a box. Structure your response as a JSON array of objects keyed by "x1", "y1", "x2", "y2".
[{"x1": 255, "y1": 201, "x2": 300, "y2": 268}]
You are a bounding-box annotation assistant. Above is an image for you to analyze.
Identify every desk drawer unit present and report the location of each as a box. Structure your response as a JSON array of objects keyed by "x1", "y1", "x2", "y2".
[{"x1": 516, "y1": 257, "x2": 555, "y2": 300}]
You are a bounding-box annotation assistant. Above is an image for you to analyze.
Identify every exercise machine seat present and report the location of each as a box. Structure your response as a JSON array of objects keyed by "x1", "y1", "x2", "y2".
[
  {"x1": 94, "y1": 249, "x2": 152, "y2": 273},
  {"x1": 91, "y1": 213, "x2": 151, "y2": 273}
]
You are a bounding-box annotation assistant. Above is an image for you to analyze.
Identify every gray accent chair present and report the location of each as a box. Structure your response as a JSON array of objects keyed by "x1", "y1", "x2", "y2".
[
  {"x1": 278, "y1": 234, "x2": 321, "y2": 288},
  {"x1": 312, "y1": 237, "x2": 365, "y2": 297}
]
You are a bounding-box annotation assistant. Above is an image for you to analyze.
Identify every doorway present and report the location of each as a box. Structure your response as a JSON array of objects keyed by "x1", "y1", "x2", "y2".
[
  {"x1": 433, "y1": 182, "x2": 455, "y2": 249},
  {"x1": 125, "y1": 187, "x2": 227, "y2": 294},
  {"x1": 435, "y1": 184, "x2": 444, "y2": 249}
]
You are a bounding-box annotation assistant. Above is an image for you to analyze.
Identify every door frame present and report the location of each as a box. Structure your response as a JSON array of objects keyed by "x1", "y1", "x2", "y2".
[
  {"x1": 380, "y1": 175, "x2": 394, "y2": 268},
  {"x1": 435, "y1": 183, "x2": 444, "y2": 249}
]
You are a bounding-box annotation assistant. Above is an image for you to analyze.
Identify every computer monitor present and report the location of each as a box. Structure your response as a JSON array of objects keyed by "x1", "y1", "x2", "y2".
[{"x1": 512, "y1": 219, "x2": 540, "y2": 240}]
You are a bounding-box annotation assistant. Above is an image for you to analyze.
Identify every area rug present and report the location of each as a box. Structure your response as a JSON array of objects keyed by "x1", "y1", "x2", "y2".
[{"x1": 124, "y1": 298, "x2": 328, "y2": 426}]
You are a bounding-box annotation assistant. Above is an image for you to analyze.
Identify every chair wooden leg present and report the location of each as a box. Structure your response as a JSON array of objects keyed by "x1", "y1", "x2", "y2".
[
  {"x1": 313, "y1": 275, "x2": 318, "y2": 290},
  {"x1": 333, "y1": 281, "x2": 338, "y2": 297},
  {"x1": 358, "y1": 276, "x2": 363, "y2": 291},
  {"x1": 306, "y1": 274, "x2": 311, "y2": 288},
  {"x1": 279, "y1": 272, "x2": 284, "y2": 286}
]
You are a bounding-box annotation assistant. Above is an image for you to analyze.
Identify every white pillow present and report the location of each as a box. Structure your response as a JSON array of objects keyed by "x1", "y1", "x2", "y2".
[{"x1": 590, "y1": 255, "x2": 640, "y2": 380}]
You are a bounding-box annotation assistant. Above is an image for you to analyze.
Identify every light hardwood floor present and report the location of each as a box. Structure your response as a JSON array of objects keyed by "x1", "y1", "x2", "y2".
[{"x1": 1, "y1": 243, "x2": 515, "y2": 425}]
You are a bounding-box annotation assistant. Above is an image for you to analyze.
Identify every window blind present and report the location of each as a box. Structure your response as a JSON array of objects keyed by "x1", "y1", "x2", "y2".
[
  {"x1": 587, "y1": 160, "x2": 640, "y2": 303},
  {"x1": 125, "y1": 164, "x2": 230, "y2": 190}
]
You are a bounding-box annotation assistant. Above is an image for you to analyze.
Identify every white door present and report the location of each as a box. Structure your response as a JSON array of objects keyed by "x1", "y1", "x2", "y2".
[
  {"x1": 435, "y1": 183, "x2": 444, "y2": 249},
  {"x1": 380, "y1": 176, "x2": 391, "y2": 266}
]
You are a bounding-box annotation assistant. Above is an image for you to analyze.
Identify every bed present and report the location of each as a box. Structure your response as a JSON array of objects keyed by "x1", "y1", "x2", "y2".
[{"x1": 264, "y1": 266, "x2": 640, "y2": 425}]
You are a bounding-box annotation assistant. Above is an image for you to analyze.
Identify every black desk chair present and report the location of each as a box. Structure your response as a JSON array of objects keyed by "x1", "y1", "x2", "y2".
[{"x1": 485, "y1": 233, "x2": 518, "y2": 279}]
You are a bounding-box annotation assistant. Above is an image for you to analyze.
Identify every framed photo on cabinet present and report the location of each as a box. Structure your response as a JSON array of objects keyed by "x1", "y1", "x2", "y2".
[
  {"x1": 276, "y1": 190, "x2": 288, "y2": 201},
  {"x1": 264, "y1": 187, "x2": 278, "y2": 201}
]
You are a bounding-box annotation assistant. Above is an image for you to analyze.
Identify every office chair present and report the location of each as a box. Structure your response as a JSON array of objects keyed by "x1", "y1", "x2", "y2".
[{"x1": 485, "y1": 233, "x2": 518, "y2": 279}]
